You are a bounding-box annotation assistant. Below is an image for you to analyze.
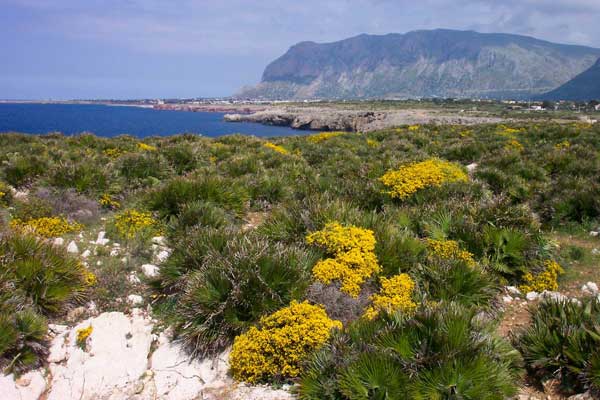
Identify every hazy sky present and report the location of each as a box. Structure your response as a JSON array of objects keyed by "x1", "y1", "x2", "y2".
[{"x1": 2, "y1": 0, "x2": 600, "y2": 99}]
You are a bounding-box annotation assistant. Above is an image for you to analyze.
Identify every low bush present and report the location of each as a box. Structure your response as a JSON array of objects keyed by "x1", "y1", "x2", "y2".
[
  {"x1": 153, "y1": 232, "x2": 315, "y2": 357},
  {"x1": 298, "y1": 303, "x2": 522, "y2": 400},
  {"x1": 229, "y1": 300, "x2": 342, "y2": 383},
  {"x1": 0, "y1": 234, "x2": 89, "y2": 373},
  {"x1": 516, "y1": 298, "x2": 600, "y2": 395}
]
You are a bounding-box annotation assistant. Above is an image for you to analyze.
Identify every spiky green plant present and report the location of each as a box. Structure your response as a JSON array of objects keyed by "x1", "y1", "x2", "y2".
[
  {"x1": 298, "y1": 303, "x2": 522, "y2": 400},
  {"x1": 516, "y1": 298, "x2": 600, "y2": 394},
  {"x1": 153, "y1": 232, "x2": 316, "y2": 357}
]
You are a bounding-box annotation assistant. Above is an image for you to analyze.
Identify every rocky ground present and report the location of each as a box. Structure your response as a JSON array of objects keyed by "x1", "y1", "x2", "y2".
[
  {"x1": 0, "y1": 216, "x2": 293, "y2": 400},
  {"x1": 224, "y1": 106, "x2": 511, "y2": 132}
]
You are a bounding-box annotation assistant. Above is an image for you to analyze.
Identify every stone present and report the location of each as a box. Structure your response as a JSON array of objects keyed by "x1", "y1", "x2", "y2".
[
  {"x1": 141, "y1": 264, "x2": 160, "y2": 278},
  {"x1": 152, "y1": 236, "x2": 166, "y2": 246},
  {"x1": 53, "y1": 237, "x2": 64, "y2": 246},
  {"x1": 66, "y1": 241, "x2": 79, "y2": 254},
  {"x1": 590, "y1": 231, "x2": 599, "y2": 237},
  {"x1": 110, "y1": 248, "x2": 120, "y2": 257},
  {"x1": 0, "y1": 371, "x2": 47, "y2": 400},
  {"x1": 81, "y1": 249, "x2": 91, "y2": 258},
  {"x1": 128, "y1": 294, "x2": 144, "y2": 305},
  {"x1": 502, "y1": 295, "x2": 513, "y2": 303},
  {"x1": 581, "y1": 281, "x2": 599, "y2": 295},
  {"x1": 526, "y1": 291, "x2": 539, "y2": 301},
  {"x1": 155, "y1": 250, "x2": 171, "y2": 264},
  {"x1": 466, "y1": 163, "x2": 478, "y2": 173},
  {"x1": 592, "y1": 248, "x2": 600, "y2": 256},
  {"x1": 568, "y1": 391, "x2": 594, "y2": 399},
  {"x1": 95, "y1": 231, "x2": 110, "y2": 246},
  {"x1": 47, "y1": 311, "x2": 154, "y2": 400},
  {"x1": 129, "y1": 272, "x2": 141, "y2": 284},
  {"x1": 506, "y1": 286, "x2": 522, "y2": 296},
  {"x1": 540, "y1": 290, "x2": 568, "y2": 302}
]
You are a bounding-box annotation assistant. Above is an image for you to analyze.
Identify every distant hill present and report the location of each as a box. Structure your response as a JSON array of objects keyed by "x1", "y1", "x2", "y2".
[
  {"x1": 541, "y1": 58, "x2": 600, "y2": 100},
  {"x1": 237, "y1": 29, "x2": 600, "y2": 100}
]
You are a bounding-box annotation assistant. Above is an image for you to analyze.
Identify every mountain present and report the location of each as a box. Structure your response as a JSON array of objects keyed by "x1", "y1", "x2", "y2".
[
  {"x1": 541, "y1": 58, "x2": 600, "y2": 100},
  {"x1": 237, "y1": 29, "x2": 600, "y2": 100}
]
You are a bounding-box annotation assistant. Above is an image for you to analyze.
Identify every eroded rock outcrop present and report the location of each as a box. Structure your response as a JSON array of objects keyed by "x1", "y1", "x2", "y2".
[{"x1": 1, "y1": 310, "x2": 293, "y2": 400}]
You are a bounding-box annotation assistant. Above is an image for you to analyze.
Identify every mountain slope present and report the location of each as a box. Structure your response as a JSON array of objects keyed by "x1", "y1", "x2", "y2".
[
  {"x1": 238, "y1": 29, "x2": 600, "y2": 100},
  {"x1": 541, "y1": 58, "x2": 600, "y2": 100}
]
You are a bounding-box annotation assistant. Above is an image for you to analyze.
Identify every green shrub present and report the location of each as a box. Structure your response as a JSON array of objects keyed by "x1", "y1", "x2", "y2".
[
  {"x1": 298, "y1": 303, "x2": 522, "y2": 400},
  {"x1": 146, "y1": 176, "x2": 248, "y2": 219},
  {"x1": 416, "y1": 259, "x2": 498, "y2": 308},
  {"x1": 153, "y1": 232, "x2": 315, "y2": 357},
  {"x1": 0, "y1": 234, "x2": 88, "y2": 373},
  {"x1": 516, "y1": 298, "x2": 600, "y2": 394}
]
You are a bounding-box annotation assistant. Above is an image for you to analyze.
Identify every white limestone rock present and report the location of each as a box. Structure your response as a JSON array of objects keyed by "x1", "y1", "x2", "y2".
[
  {"x1": 128, "y1": 294, "x2": 144, "y2": 305},
  {"x1": 141, "y1": 264, "x2": 160, "y2": 278},
  {"x1": 590, "y1": 231, "x2": 599, "y2": 237},
  {"x1": 81, "y1": 249, "x2": 91, "y2": 258},
  {"x1": 155, "y1": 249, "x2": 171, "y2": 264},
  {"x1": 66, "y1": 241, "x2": 79, "y2": 254},
  {"x1": 526, "y1": 291, "x2": 539, "y2": 301},
  {"x1": 46, "y1": 311, "x2": 154, "y2": 400},
  {"x1": 152, "y1": 236, "x2": 167, "y2": 246},
  {"x1": 95, "y1": 231, "x2": 110, "y2": 245},
  {"x1": 53, "y1": 237, "x2": 64, "y2": 246},
  {"x1": 466, "y1": 162, "x2": 478, "y2": 173},
  {"x1": 582, "y1": 282, "x2": 599, "y2": 296},
  {"x1": 506, "y1": 286, "x2": 521, "y2": 296},
  {"x1": 129, "y1": 272, "x2": 141, "y2": 284},
  {"x1": 502, "y1": 295, "x2": 513, "y2": 303},
  {"x1": 540, "y1": 290, "x2": 568, "y2": 302},
  {"x1": 0, "y1": 371, "x2": 47, "y2": 400}
]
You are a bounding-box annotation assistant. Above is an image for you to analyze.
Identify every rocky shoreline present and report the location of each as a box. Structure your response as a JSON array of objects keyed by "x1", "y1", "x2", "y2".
[{"x1": 224, "y1": 107, "x2": 508, "y2": 132}]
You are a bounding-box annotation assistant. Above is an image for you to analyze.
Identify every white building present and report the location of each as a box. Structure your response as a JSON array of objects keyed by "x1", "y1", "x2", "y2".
[{"x1": 595, "y1": 104, "x2": 600, "y2": 111}]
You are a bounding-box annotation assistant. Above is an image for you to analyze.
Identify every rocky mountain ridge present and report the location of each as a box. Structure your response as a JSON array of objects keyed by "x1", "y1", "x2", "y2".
[{"x1": 238, "y1": 29, "x2": 600, "y2": 100}]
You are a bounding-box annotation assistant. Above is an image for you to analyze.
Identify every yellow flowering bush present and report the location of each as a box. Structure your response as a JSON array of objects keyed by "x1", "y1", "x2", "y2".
[
  {"x1": 138, "y1": 142, "x2": 157, "y2": 151},
  {"x1": 308, "y1": 131, "x2": 347, "y2": 143},
  {"x1": 307, "y1": 222, "x2": 380, "y2": 297},
  {"x1": 263, "y1": 142, "x2": 289, "y2": 155},
  {"x1": 366, "y1": 139, "x2": 379, "y2": 147},
  {"x1": 426, "y1": 239, "x2": 476, "y2": 266},
  {"x1": 229, "y1": 301, "x2": 342, "y2": 383},
  {"x1": 113, "y1": 209, "x2": 158, "y2": 239},
  {"x1": 554, "y1": 140, "x2": 571, "y2": 150},
  {"x1": 408, "y1": 125, "x2": 420, "y2": 131},
  {"x1": 519, "y1": 260, "x2": 564, "y2": 293},
  {"x1": 363, "y1": 274, "x2": 417, "y2": 320},
  {"x1": 84, "y1": 270, "x2": 97, "y2": 286},
  {"x1": 99, "y1": 193, "x2": 120, "y2": 209},
  {"x1": 505, "y1": 139, "x2": 524, "y2": 152},
  {"x1": 103, "y1": 148, "x2": 125, "y2": 158},
  {"x1": 76, "y1": 326, "x2": 93, "y2": 347},
  {"x1": 10, "y1": 217, "x2": 82, "y2": 238},
  {"x1": 379, "y1": 158, "x2": 468, "y2": 199}
]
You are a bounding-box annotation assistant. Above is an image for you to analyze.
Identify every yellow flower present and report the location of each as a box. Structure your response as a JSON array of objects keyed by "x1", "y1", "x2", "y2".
[
  {"x1": 519, "y1": 260, "x2": 564, "y2": 293},
  {"x1": 99, "y1": 193, "x2": 120, "y2": 209},
  {"x1": 103, "y1": 148, "x2": 125, "y2": 158},
  {"x1": 426, "y1": 239, "x2": 476, "y2": 266},
  {"x1": 229, "y1": 301, "x2": 341, "y2": 383},
  {"x1": 364, "y1": 274, "x2": 417, "y2": 320},
  {"x1": 505, "y1": 139, "x2": 524, "y2": 152},
  {"x1": 263, "y1": 142, "x2": 289, "y2": 154},
  {"x1": 76, "y1": 326, "x2": 93, "y2": 347},
  {"x1": 366, "y1": 139, "x2": 379, "y2": 148},
  {"x1": 308, "y1": 131, "x2": 347, "y2": 143},
  {"x1": 307, "y1": 222, "x2": 380, "y2": 297},
  {"x1": 379, "y1": 158, "x2": 468, "y2": 199},
  {"x1": 554, "y1": 140, "x2": 570, "y2": 150},
  {"x1": 84, "y1": 270, "x2": 97, "y2": 286},
  {"x1": 137, "y1": 142, "x2": 157, "y2": 151},
  {"x1": 113, "y1": 210, "x2": 158, "y2": 239},
  {"x1": 408, "y1": 125, "x2": 420, "y2": 131},
  {"x1": 10, "y1": 217, "x2": 82, "y2": 238}
]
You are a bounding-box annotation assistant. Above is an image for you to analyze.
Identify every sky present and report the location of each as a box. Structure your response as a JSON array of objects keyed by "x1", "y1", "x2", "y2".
[{"x1": 2, "y1": 0, "x2": 600, "y2": 100}]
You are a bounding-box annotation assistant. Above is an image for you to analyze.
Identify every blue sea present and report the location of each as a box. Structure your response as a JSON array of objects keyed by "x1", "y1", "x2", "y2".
[{"x1": 0, "y1": 103, "x2": 307, "y2": 138}]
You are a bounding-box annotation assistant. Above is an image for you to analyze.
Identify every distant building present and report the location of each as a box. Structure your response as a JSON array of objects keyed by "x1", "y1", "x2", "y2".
[{"x1": 595, "y1": 104, "x2": 600, "y2": 111}]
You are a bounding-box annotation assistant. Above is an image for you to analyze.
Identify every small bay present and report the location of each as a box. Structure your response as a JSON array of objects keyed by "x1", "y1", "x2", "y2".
[{"x1": 0, "y1": 103, "x2": 307, "y2": 138}]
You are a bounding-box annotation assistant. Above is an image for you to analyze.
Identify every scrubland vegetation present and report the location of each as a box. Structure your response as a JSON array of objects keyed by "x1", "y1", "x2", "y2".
[{"x1": 0, "y1": 121, "x2": 599, "y2": 398}]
